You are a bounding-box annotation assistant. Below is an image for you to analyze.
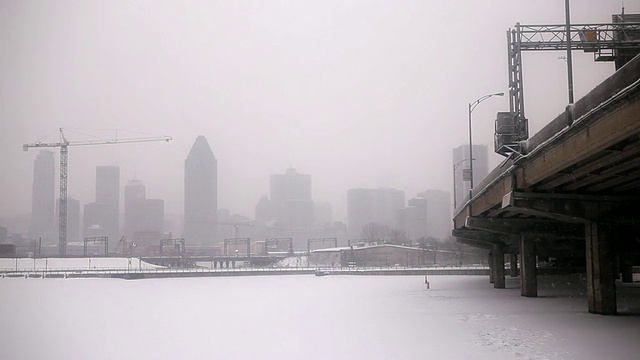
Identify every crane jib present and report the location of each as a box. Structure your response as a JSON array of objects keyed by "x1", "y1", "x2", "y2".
[{"x1": 23, "y1": 130, "x2": 172, "y2": 256}]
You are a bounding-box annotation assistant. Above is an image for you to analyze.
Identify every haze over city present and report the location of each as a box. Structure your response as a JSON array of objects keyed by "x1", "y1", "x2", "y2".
[
  {"x1": 1, "y1": 0, "x2": 636, "y2": 223},
  {"x1": 3, "y1": 1, "x2": 640, "y2": 360}
]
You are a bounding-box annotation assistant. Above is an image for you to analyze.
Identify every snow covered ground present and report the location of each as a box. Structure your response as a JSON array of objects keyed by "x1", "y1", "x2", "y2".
[
  {"x1": 0, "y1": 257, "x2": 164, "y2": 271},
  {"x1": 276, "y1": 255, "x2": 309, "y2": 267},
  {"x1": 0, "y1": 274, "x2": 639, "y2": 360}
]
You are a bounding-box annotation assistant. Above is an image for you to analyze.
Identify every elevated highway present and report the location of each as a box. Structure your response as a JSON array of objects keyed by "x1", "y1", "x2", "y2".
[{"x1": 453, "y1": 54, "x2": 640, "y2": 314}]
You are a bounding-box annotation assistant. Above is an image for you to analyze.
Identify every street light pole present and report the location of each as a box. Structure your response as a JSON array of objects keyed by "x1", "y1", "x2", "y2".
[
  {"x1": 453, "y1": 158, "x2": 474, "y2": 209},
  {"x1": 565, "y1": 0, "x2": 574, "y2": 104},
  {"x1": 468, "y1": 92, "x2": 504, "y2": 192}
]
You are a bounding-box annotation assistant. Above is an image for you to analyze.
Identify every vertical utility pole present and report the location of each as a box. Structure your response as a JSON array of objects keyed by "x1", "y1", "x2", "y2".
[
  {"x1": 468, "y1": 104, "x2": 474, "y2": 190},
  {"x1": 565, "y1": 0, "x2": 575, "y2": 104}
]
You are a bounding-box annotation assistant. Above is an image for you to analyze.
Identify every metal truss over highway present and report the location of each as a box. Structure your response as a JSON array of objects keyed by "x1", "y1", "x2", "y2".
[
  {"x1": 497, "y1": 18, "x2": 640, "y2": 157},
  {"x1": 455, "y1": 24, "x2": 640, "y2": 315}
]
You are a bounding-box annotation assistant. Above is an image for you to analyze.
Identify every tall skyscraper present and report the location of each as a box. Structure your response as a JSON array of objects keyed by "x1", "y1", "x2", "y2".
[
  {"x1": 83, "y1": 166, "x2": 120, "y2": 241},
  {"x1": 29, "y1": 150, "x2": 56, "y2": 243},
  {"x1": 140, "y1": 199, "x2": 164, "y2": 234},
  {"x1": 254, "y1": 196, "x2": 273, "y2": 223},
  {"x1": 184, "y1": 136, "x2": 217, "y2": 244},
  {"x1": 397, "y1": 197, "x2": 428, "y2": 241},
  {"x1": 347, "y1": 188, "x2": 405, "y2": 237},
  {"x1": 83, "y1": 202, "x2": 110, "y2": 238},
  {"x1": 418, "y1": 189, "x2": 452, "y2": 240},
  {"x1": 453, "y1": 144, "x2": 489, "y2": 207},
  {"x1": 270, "y1": 168, "x2": 314, "y2": 228},
  {"x1": 314, "y1": 201, "x2": 333, "y2": 227},
  {"x1": 96, "y1": 166, "x2": 120, "y2": 241},
  {"x1": 124, "y1": 180, "x2": 146, "y2": 238}
]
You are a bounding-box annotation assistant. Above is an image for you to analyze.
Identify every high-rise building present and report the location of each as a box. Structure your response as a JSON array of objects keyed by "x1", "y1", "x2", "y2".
[
  {"x1": 124, "y1": 180, "x2": 146, "y2": 238},
  {"x1": 83, "y1": 166, "x2": 120, "y2": 241},
  {"x1": 184, "y1": 136, "x2": 217, "y2": 244},
  {"x1": 270, "y1": 168, "x2": 314, "y2": 228},
  {"x1": 96, "y1": 166, "x2": 120, "y2": 241},
  {"x1": 29, "y1": 150, "x2": 56, "y2": 244},
  {"x1": 418, "y1": 190, "x2": 452, "y2": 240},
  {"x1": 397, "y1": 197, "x2": 428, "y2": 241},
  {"x1": 314, "y1": 201, "x2": 333, "y2": 227},
  {"x1": 254, "y1": 196, "x2": 273, "y2": 223},
  {"x1": 347, "y1": 188, "x2": 405, "y2": 237},
  {"x1": 140, "y1": 199, "x2": 164, "y2": 234},
  {"x1": 453, "y1": 144, "x2": 489, "y2": 207},
  {"x1": 83, "y1": 202, "x2": 110, "y2": 238},
  {"x1": 124, "y1": 179, "x2": 164, "y2": 240}
]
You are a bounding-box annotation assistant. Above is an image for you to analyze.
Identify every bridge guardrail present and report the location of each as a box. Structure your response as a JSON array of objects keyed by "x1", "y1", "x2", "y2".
[{"x1": 0, "y1": 264, "x2": 490, "y2": 278}]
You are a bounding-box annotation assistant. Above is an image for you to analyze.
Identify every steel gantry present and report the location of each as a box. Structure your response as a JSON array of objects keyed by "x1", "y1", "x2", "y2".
[
  {"x1": 499, "y1": 18, "x2": 640, "y2": 157},
  {"x1": 160, "y1": 238, "x2": 185, "y2": 255},
  {"x1": 83, "y1": 236, "x2": 109, "y2": 257},
  {"x1": 264, "y1": 238, "x2": 294, "y2": 255},
  {"x1": 23, "y1": 128, "x2": 171, "y2": 255},
  {"x1": 224, "y1": 238, "x2": 251, "y2": 256}
]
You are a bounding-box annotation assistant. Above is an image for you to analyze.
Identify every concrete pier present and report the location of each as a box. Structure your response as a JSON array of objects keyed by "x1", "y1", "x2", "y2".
[
  {"x1": 520, "y1": 234, "x2": 537, "y2": 297},
  {"x1": 488, "y1": 252, "x2": 494, "y2": 284},
  {"x1": 509, "y1": 253, "x2": 518, "y2": 277},
  {"x1": 585, "y1": 221, "x2": 616, "y2": 315},
  {"x1": 493, "y1": 243, "x2": 505, "y2": 289}
]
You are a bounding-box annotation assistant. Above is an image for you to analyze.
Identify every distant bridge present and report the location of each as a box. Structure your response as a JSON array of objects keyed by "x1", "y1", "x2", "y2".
[{"x1": 140, "y1": 253, "x2": 295, "y2": 268}]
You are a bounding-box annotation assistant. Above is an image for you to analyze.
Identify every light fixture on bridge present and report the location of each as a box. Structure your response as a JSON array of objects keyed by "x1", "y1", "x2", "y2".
[{"x1": 468, "y1": 92, "x2": 504, "y2": 191}]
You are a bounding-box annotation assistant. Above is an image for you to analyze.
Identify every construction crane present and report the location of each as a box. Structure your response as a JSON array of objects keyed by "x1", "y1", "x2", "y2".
[
  {"x1": 110, "y1": 236, "x2": 136, "y2": 256},
  {"x1": 23, "y1": 128, "x2": 171, "y2": 256},
  {"x1": 218, "y1": 221, "x2": 253, "y2": 239}
]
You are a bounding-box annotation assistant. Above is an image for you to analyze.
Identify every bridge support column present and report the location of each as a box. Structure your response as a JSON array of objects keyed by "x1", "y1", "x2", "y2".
[
  {"x1": 493, "y1": 243, "x2": 505, "y2": 289},
  {"x1": 585, "y1": 220, "x2": 617, "y2": 315},
  {"x1": 520, "y1": 234, "x2": 537, "y2": 297},
  {"x1": 488, "y1": 251, "x2": 494, "y2": 284},
  {"x1": 621, "y1": 254, "x2": 633, "y2": 283},
  {"x1": 509, "y1": 253, "x2": 518, "y2": 277}
]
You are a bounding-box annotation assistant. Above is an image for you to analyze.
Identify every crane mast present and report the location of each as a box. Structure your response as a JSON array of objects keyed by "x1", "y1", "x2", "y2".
[
  {"x1": 59, "y1": 144, "x2": 68, "y2": 255},
  {"x1": 24, "y1": 128, "x2": 171, "y2": 256}
]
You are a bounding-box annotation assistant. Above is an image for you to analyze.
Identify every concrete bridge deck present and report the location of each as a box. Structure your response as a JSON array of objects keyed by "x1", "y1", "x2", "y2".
[{"x1": 453, "y1": 54, "x2": 640, "y2": 314}]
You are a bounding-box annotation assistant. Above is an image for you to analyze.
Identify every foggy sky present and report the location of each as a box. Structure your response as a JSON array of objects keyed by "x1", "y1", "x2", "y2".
[{"x1": 1, "y1": 0, "x2": 636, "y2": 222}]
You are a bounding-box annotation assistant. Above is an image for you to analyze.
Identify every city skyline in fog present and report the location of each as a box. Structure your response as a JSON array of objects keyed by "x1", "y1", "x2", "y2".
[{"x1": 1, "y1": 1, "x2": 636, "y2": 223}]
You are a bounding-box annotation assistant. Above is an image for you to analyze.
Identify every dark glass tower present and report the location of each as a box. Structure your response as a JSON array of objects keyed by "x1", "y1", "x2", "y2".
[
  {"x1": 30, "y1": 150, "x2": 55, "y2": 243},
  {"x1": 184, "y1": 136, "x2": 217, "y2": 244}
]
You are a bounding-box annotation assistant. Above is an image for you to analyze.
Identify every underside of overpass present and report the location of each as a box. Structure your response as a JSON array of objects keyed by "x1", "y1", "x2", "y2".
[{"x1": 453, "y1": 53, "x2": 640, "y2": 314}]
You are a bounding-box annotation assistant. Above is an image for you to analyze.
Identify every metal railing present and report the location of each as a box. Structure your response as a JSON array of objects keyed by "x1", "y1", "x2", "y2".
[{"x1": 0, "y1": 264, "x2": 490, "y2": 277}]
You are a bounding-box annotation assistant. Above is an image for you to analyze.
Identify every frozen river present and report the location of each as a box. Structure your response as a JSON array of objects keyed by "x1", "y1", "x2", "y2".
[{"x1": 1, "y1": 274, "x2": 639, "y2": 360}]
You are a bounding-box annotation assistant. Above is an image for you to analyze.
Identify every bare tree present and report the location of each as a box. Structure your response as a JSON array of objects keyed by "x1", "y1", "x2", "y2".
[
  {"x1": 425, "y1": 236, "x2": 439, "y2": 264},
  {"x1": 386, "y1": 228, "x2": 408, "y2": 245},
  {"x1": 361, "y1": 222, "x2": 385, "y2": 244},
  {"x1": 361, "y1": 222, "x2": 407, "y2": 245}
]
